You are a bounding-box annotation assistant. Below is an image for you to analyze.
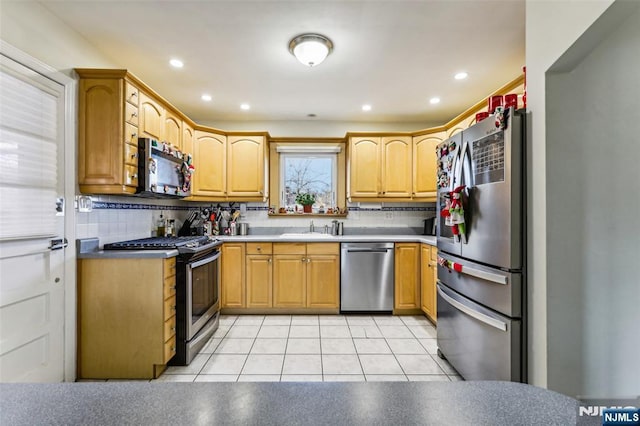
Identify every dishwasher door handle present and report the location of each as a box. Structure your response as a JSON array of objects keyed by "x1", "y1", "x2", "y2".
[{"x1": 346, "y1": 249, "x2": 391, "y2": 253}]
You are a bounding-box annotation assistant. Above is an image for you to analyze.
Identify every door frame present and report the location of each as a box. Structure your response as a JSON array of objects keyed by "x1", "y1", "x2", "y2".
[{"x1": 1, "y1": 40, "x2": 77, "y2": 381}]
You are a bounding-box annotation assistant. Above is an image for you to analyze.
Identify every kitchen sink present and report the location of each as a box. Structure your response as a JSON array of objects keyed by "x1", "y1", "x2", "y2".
[{"x1": 279, "y1": 232, "x2": 333, "y2": 238}]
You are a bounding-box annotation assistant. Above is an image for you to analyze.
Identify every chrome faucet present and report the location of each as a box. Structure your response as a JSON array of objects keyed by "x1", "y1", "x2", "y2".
[{"x1": 309, "y1": 220, "x2": 314, "y2": 233}]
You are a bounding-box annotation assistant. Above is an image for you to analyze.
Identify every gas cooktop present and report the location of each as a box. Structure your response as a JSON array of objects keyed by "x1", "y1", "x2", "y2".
[{"x1": 104, "y1": 236, "x2": 211, "y2": 250}]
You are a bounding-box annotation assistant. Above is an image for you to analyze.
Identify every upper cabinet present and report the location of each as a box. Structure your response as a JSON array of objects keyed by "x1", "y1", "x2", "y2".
[
  {"x1": 349, "y1": 135, "x2": 412, "y2": 199},
  {"x1": 182, "y1": 121, "x2": 194, "y2": 158},
  {"x1": 413, "y1": 131, "x2": 445, "y2": 199},
  {"x1": 139, "y1": 92, "x2": 164, "y2": 141},
  {"x1": 77, "y1": 69, "x2": 139, "y2": 195},
  {"x1": 227, "y1": 135, "x2": 265, "y2": 198},
  {"x1": 192, "y1": 130, "x2": 226, "y2": 197},
  {"x1": 163, "y1": 109, "x2": 182, "y2": 151},
  {"x1": 189, "y1": 132, "x2": 266, "y2": 201}
]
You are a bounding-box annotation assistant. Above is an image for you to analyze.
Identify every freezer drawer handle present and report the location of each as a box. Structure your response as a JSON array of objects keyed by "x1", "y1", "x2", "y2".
[
  {"x1": 437, "y1": 285, "x2": 508, "y2": 331},
  {"x1": 438, "y1": 256, "x2": 507, "y2": 285}
]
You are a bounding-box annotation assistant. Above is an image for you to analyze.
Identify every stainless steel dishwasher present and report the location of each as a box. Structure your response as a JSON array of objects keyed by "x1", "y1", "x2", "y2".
[{"x1": 340, "y1": 242, "x2": 394, "y2": 312}]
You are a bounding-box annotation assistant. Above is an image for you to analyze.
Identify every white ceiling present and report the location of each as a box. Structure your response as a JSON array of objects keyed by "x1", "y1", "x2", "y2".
[{"x1": 40, "y1": 0, "x2": 525, "y2": 125}]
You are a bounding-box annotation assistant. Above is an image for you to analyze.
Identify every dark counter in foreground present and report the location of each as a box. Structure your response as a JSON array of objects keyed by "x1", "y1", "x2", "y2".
[{"x1": 0, "y1": 381, "x2": 578, "y2": 425}]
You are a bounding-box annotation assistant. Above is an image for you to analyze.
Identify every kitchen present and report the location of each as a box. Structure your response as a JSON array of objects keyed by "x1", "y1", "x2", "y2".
[{"x1": 1, "y1": 0, "x2": 639, "y2": 424}]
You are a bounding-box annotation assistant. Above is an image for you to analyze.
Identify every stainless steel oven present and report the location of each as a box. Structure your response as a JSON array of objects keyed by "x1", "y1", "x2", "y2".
[{"x1": 173, "y1": 240, "x2": 222, "y2": 365}]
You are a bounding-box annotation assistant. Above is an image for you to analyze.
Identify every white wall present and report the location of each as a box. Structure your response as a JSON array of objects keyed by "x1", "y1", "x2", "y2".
[{"x1": 526, "y1": 0, "x2": 640, "y2": 396}]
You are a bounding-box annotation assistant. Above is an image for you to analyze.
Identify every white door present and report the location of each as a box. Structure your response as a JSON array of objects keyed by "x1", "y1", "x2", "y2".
[{"x1": 0, "y1": 54, "x2": 66, "y2": 382}]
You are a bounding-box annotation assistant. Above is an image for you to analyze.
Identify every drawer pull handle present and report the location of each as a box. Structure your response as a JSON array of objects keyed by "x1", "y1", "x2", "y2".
[{"x1": 171, "y1": 327, "x2": 176, "y2": 332}]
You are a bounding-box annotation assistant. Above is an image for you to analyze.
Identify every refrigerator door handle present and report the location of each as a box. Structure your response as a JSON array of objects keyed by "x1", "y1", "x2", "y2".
[
  {"x1": 437, "y1": 284, "x2": 508, "y2": 331},
  {"x1": 458, "y1": 264, "x2": 508, "y2": 285}
]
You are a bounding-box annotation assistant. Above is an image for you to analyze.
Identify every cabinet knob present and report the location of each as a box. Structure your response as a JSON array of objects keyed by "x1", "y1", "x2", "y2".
[
  {"x1": 259, "y1": 190, "x2": 263, "y2": 195},
  {"x1": 301, "y1": 257, "x2": 306, "y2": 263},
  {"x1": 131, "y1": 111, "x2": 138, "y2": 118},
  {"x1": 171, "y1": 326, "x2": 176, "y2": 332},
  {"x1": 257, "y1": 247, "x2": 261, "y2": 251},
  {"x1": 268, "y1": 257, "x2": 272, "y2": 264},
  {"x1": 171, "y1": 306, "x2": 176, "y2": 312},
  {"x1": 307, "y1": 258, "x2": 311, "y2": 263}
]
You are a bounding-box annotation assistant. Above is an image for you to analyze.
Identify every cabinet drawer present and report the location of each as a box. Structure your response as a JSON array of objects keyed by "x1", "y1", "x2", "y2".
[
  {"x1": 125, "y1": 82, "x2": 139, "y2": 106},
  {"x1": 430, "y1": 247, "x2": 438, "y2": 261},
  {"x1": 163, "y1": 336, "x2": 176, "y2": 364},
  {"x1": 273, "y1": 243, "x2": 306, "y2": 255},
  {"x1": 306, "y1": 243, "x2": 339, "y2": 255},
  {"x1": 164, "y1": 295, "x2": 176, "y2": 320},
  {"x1": 163, "y1": 258, "x2": 176, "y2": 278},
  {"x1": 124, "y1": 122, "x2": 139, "y2": 145},
  {"x1": 125, "y1": 102, "x2": 139, "y2": 126},
  {"x1": 247, "y1": 242, "x2": 273, "y2": 255},
  {"x1": 124, "y1": 143, "x2": 139, "y2": 166},
  {"x1": 164, "y1": 315, "x2": 176, "y2": 341},
  {"x1": 163, "y1": 275, "x2": 176, "y2": 299},
  {"x1": 124, "y1": 165, "x2": 138, "y2": 187}
]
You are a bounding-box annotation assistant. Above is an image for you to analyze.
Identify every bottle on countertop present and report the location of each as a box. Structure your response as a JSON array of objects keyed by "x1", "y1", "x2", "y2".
[{"x1": 156, "y1": 212, "x2": 166, "y2": 237}]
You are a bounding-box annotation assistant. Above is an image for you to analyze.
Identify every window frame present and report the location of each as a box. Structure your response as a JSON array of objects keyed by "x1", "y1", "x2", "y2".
[{"x1": 279, "y1": 152, "x2": 337, "y2": 210}]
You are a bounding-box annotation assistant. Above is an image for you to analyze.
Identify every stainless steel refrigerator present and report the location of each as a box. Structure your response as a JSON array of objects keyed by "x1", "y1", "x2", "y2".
[{"x1": 435, "y1": 107, "x2": 526, "y2": 382}]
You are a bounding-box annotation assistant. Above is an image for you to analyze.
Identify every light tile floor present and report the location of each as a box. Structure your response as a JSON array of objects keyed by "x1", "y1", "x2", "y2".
[{"x1": 153, "y1": 314, "x2": 463, "y2": 383}]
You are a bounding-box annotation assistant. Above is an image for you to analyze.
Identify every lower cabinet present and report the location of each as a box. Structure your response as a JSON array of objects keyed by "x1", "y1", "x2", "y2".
[
  {"x1": 221, "y1": 243, "x2": 245, "y2": 308},
  {"x1": 222, "y1": 242, "x2": 339, "y2": 312},
  {"x1": 394, "y1": 242, "x2": 421, "y2": 311},
  {"x1": 77, "y1": 257, "x2": 176, "y2": 379},
  {"x1": 421, "y1": 244, "x2": 438, "y2": 323}
]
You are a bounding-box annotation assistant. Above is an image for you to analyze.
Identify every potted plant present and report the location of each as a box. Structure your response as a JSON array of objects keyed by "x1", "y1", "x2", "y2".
[{"x1": 295, "y1": 192, "x2": 316, "y2": 213}]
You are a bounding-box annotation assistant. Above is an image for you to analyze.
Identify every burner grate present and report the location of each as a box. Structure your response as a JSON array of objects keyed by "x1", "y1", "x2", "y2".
[{"x1": 104, "y1": 236, "x2": 209, "y2": 250}]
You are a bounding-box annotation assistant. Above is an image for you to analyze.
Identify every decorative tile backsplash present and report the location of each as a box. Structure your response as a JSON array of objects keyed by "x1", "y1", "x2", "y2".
[{"x1": 75, "y1": 195, "x2": 436, "y2": 246}]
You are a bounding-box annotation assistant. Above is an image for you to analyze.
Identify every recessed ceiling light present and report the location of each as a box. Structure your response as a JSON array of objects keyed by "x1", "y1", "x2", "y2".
[
  {"x1": 201, "y1": 94, "x2": 212, "y2": 102},
  {"x1": 362, "y1": 104, "x2": 372, "y2": 111},
  {"x1": 454, "y1": 72, "x2": 468, "y2": 80},
  {"x1": 430, "y1": 97, "x2": 441, "y2": 105},
  {"x1": 169, "y1": 59, "x2": 184, "y2": 68},
  {"x1": 240, "y1": 103, "x2": 251, "y2": 110}
]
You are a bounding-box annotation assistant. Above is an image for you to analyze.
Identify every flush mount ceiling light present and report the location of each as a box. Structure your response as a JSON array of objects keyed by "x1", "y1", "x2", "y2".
[{"x1": 289, "y1": 33, "x2": 333, "y2": 67}]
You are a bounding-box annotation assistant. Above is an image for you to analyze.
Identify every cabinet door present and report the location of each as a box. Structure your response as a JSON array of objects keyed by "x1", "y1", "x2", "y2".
[
  {"x1": 273, "y1": 255, "x2": 306, "y2": 307},
  {"x1": 227, "y1": 135, "x2": 264, "y2": 197},
  {"x1": 78, "y1": 77, "x2": 124, "y2": 186},
  {"x1": 394, "y1": 243, "x2": 420, "y2": 310},
  {"x1": 182, "y1": 121, "x2": 194, "y2": 157},
  {"x1": 139, "y1": 93, "x2": 164, "y2": 140},
  {"x1": 420, "y1": 244, "x2": 436, "y2": 320},
  {"x1": 164, "y1": 109, "x2": 182, "y2": 150},
  {"x1": 246, "y1": 255, "x2": 272, "y2": 308},
  {"x1": 193, "y1": 130, "x2": 226, "y2": 196},
  {"x1": 221, "y1": 243, "x2": 245, "y2": 308},
  {"x1": 413, "y1": 132, "x2": 444, "y2": 198},
  {"x1": 381, "y1": 136, "x2": 412, "y2": 197},
  {"x1": 306, "y1": 255, "x2": 339, "y2": 309},
  {"x1": 349, "y1": 137, "x2": 381, "y2": 198}
]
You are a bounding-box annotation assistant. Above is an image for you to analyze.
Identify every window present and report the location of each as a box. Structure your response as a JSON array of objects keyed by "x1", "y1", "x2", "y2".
[{"x1": 280, "y1": 153, "x2": 337, "y2": 212}]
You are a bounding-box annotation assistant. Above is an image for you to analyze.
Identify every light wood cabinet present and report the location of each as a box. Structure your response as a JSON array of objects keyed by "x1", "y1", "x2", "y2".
[
  {"x1": 394, "y1": 242, "x2": 421, "y2": 311},
  {"x1": 349, "y1": 135, "x2": 412, "y2": 199},
  {"x1": 77, "y1": 257, "x2": 176, "y2": 379},
  {"x1": 182, "y1": 121, "x2": 194, "y2": 157},
  {"x1": 413, "y1": 131, "x2": 445, "y2": 199},
  {"x1": 221, "y1": 242, "x2": 339, "y2": 312},
  {"x1": 227, "y1": 135, "x2": 265, "y2": 197},
  {"x1": 221, "y1": 243, "x2": 245, "y2": 308},
  {"x1": 139, "y1": 92, "x2": 164, "y2": 140},
  {"x1": 381, "y1": 136, "x2": 412, "y2": 197},
  {"x1": 273, "y1": 254, "x2": 306, "y2": 307},
  {"x1": 77, "y1": 69, "x2": 140, "y2": 195},
  {"x1": 421, "y1": 244, "x2": 437, "y2": 323},
  {"x1": 246, "y1": 243, "x2": 273, "y2": 308},
  {"x1": 192, "y1": 130, "x2": 227, "y2": 197},
  {"x1": 164, "y1": 109, "x2": 182, "y2": 150},
  {"x1": 349, "y1": 137, "x2": 381, "y2": 197}
]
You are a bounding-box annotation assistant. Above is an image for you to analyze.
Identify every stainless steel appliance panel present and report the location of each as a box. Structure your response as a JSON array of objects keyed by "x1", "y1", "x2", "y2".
[
  {"x1": 186, "y1": 250, "x2": 221, "y2": 340},
  {"x1": 459, "y1": 109, "x2": 523, "y2": 270},
  {"x1": 340, "y1": 242, "x2": 394, "y2": 312},
  {"x1": 437, "y1": 252, "x2": 522, "y2": 317},
  {"x1": 437, "y1": 284, "x2": 522, "y2": 382},
  {"x1": 436, "y1": 132, "x2": 463, "y2": 257}
]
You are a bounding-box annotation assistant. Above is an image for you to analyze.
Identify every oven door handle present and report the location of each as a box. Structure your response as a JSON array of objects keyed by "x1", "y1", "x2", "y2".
[{"x1": 189, "y1": 250, "x2": 221, "y2": 268}]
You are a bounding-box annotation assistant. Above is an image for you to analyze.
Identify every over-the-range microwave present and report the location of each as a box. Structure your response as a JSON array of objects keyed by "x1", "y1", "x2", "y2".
[{"x1": 137, "y1": 138, "x2": 191, "y2": 198}]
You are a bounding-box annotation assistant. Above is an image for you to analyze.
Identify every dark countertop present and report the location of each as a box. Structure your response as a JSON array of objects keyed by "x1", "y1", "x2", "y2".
[{"x1": 0, "y1": 381, "x2": 578, "y2": 425}]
